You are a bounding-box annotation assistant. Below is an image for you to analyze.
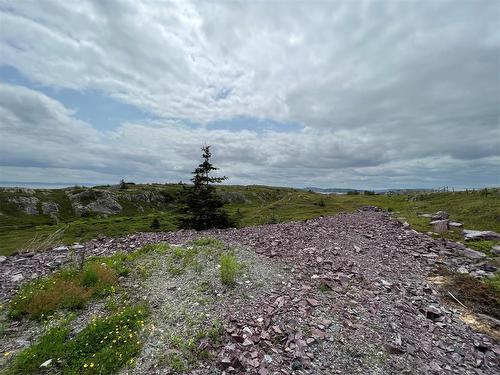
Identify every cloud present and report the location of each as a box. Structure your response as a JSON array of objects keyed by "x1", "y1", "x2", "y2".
[
  {"x1": 0, "y1": 0, "x2": 498, "y2": 188},
  {"x1": 1, "y1": 83, "x2": 498, "y2": 188}
]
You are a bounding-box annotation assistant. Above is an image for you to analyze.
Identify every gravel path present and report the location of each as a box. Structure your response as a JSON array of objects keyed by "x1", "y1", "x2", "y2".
[{"x1": 0, "y1": 209, "x2": 498, "y2": 374}]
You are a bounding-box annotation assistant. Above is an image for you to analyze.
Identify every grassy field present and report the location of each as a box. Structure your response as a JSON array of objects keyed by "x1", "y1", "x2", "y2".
[{"x1": 0, "y1": 185, "x2": 499, "y2": 256}]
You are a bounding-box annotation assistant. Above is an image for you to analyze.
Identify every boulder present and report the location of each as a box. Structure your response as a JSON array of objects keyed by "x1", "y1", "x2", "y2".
[
  {"x1": 431, "y1": 220, "x2": 448, "y2": 232},
  {"x1": 432, "y1": 211, "x2": 449, "y2": 220},
  {"x1": 449, "y1": 222, "x2": 463, "y2": 228},
  {"x1": 492, "y1": 245, "x2": 500, "y2": 255},
  {"x1": 463, "y1": 230, "x2": 500, "y2": 241}
]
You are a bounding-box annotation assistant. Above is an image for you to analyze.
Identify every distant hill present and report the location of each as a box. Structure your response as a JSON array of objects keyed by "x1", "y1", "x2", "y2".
[{"x1": 304, "y1": 187, "x2": 356, "y2": 194}]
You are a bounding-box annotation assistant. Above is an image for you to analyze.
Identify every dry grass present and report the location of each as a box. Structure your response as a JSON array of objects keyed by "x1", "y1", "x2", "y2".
[
  {"x1": 9, "y1": 263, "x2": 118, "y2": 320},
  {"x1": 17, "y1": 225, "x2": 67, "y2": 254},
  {"x1": 431, "y1": 267, "x2": 500, "y2": 319}
]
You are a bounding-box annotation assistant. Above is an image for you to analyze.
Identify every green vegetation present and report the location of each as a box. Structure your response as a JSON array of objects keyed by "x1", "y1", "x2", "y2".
[
  {"x1": 9, "y1": 263, "x2": 118, "y2": 320},
  {"x1": 1, "y1": 185, "x2": 499, "y2": 256},
  {"x1": 3, "y1": 306, "x2": 148, "y2": 374},
  {"x1": 160, "y1": 318, "x2": 223, "y2": 372},
  {"x1": 8, "y1": 243, "x2": 169, "y2": 320},
  {"x1": 219, "y1": 251, "x2": 242, "y2": 286},
  {"x1": 484, "y1": 273, "x2": 500, "y2": 295}
]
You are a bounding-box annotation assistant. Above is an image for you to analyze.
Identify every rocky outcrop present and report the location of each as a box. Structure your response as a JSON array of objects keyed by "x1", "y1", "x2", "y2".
[
  {"x1": 8, "y1": 196, "x2": 39, "y2": 215},
  {"x1": 66, "y1": 189, "x2": 122, "y2": 216},
  {"x1": 41, "y1": 201, "x2": 58, "y2": 216},
  {"x1": 218, "y1": 191, "x2": 250, "y2": 204}
]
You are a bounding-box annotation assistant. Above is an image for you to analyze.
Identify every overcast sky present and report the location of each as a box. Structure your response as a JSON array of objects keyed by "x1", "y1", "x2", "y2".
[{"x1": 0, "y1": 0, "x2": 499, "y2": 189}]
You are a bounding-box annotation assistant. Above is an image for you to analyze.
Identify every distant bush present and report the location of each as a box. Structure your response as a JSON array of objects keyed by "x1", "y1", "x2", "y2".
[
  {"x1": 347, "y1": 190, "x2": 360, "y2": 195},
  {"x1": 119, "y1": 179, "x2": 128, "y2": 190},
  {"x1": 150, "y1": 217, "x2": 161, "y2": 230},
  {"x1": 266, "y1": 213, "x2": 283, "y2": 224},
  {"x1": 314, "y1": 198, "x2": 326, "y2": 207},
  {"x1": 363, "y1": 190, "x2": 376, "y2": 195}
]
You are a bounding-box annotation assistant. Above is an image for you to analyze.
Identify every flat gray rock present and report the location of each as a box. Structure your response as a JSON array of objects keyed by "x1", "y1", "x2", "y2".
[
  {"x1": 463, "y1": 229, "x2": 500, "y2": 241},
  {"x1": 461, "y1": 248, "x2": 487, "y2": 259}
]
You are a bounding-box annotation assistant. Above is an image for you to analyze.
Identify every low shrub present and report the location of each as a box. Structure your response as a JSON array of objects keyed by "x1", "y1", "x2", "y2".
[{"x1": 150, "y1": 217, "x2": 161, "y2": 230}]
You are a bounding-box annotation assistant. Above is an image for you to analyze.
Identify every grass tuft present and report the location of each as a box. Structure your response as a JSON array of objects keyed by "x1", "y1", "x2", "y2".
[{"x1": 219, "y1": 252, "x2": 241, "y2": 286}]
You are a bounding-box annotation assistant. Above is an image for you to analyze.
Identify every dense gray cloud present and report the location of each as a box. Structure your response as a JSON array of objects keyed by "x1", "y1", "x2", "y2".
[{"x1": 0, "y1": 0, "x2": 499, "y2": 188}]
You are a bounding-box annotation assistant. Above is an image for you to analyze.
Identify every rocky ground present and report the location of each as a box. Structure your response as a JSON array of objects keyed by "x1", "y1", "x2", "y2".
[{"x1": 0, "y1": 208, "x2": 499, "y2": 374}]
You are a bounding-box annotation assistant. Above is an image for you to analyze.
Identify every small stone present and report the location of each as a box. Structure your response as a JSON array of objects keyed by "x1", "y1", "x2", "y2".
[
  {"x1": 40, "y1": 359, "x2": 52, "y2": 368},
  {"x1": 310, "y1": 328, "x2": 326, "y2": 340},
  {"x1": 11, "y1": 274, "x2": 24, "y2": 282},
  {"x1": 432, "y1": 211, "x2": 449, "y2": 220},
  {"x1": 0, "y1": 255, "x2": 6, "y2": 263},
  {"x1": 306, "y1": 298, "x2": 320, "y2": 307},
  {"x1": 425, "y1": 305, "x2": 442, "y2": 321}
]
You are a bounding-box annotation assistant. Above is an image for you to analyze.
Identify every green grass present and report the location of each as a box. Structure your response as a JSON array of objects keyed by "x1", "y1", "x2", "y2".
[
  {"x1": 8, "y1": 243, "x2": 169, "y2": 320},
  {"x1": 219, "y1": 251, "x2": 242, "y2": 286},
  {"x1": 3, "y1": 306, "x2": 148, "y2": 374},
  {"x1": 9, "y1": 263, "x2": 118, "y2": 320},
  {"x1": 1, "y1": 185, "x2": 499, "y2": 256},
  {"x1": 484, "y1": 273, "x2": 500, "y2": 294}
]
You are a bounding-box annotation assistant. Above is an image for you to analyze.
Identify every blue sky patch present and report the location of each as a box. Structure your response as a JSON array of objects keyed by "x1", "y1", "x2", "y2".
[{"x1": 0, "y1": 65, "x2": 154, "y2": 131}]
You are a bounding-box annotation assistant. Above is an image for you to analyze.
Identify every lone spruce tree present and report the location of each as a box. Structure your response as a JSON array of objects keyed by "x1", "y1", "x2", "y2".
[{"x1": 181, "y1": 146, "x2": 232, "y2": 230}]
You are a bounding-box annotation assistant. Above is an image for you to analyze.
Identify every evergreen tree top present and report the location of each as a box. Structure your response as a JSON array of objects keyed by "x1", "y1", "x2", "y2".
[{"x1": 191, "y1": 146, "x2": 227, "y2": 186}]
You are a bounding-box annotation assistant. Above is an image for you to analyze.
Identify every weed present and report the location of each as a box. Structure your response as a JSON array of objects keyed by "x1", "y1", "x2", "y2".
[
  {"x1": 220, "y1": 252, "x2": 241, "y2": 286},
  {"x1": 191, "y1": 237, "x2": 224, "y2": 248},
  {"x1": 319, "y1": 282, "x2": 332, "y2": 293},
  {"x1": 161, "y1": 351, "x2": 188, "y2": 372},
  {"x1": 160, "y1": 318, "x2": 222, "y2": 372},
  {"x1": 484, "y1": 272, "x2": 500, "y2": 294}
]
